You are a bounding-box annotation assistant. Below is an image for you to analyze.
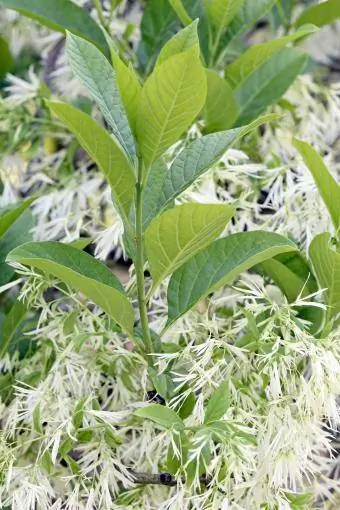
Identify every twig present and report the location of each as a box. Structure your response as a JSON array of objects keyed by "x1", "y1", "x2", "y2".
[{"x1": 127, "y1": 469, "x2": 211, "y2": 487}]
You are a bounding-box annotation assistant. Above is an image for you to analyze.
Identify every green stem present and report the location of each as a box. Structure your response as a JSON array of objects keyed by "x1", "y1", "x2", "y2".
[
  {"x1": 135, "y1": 165, "x2": 153, "y2": 355},
  {"x1": 93, "y1": 0, "x2": 110, "y2": 32}
]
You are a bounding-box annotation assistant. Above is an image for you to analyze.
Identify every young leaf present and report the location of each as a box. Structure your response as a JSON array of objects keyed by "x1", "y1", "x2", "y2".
[
  {"x1": 66, "y1": 32, "x2": 136, "y2": 165},
  {"x1": 0, "y1": 300, "x2": 27, "y2": 359},
  {"x1": 167, "y1": 231, "x2": 297, "y2": 327},
  {"x1": 168, "y1": 0, "x2": 193, "y2": 26},
  {"x1": 47, "y1": 101, "x2": 136, "y2": 223},
  {"x1": 156, "y1": 19, "x2": 199, "y2": 67},
  {"x1": 204, "y1": 69, "x2": 238, "y2": 132},
  {"x1": 0, "y1": 0, "x2": 108, "y2": 54},
  {"x1": 152, "y1": 114, "x2": 279, "y2": 222},
  {"x1": 7, "y1": 242, "x2": 135, "y2": 336},
  {"x1": 204, "y1": 0, "x2": 244, "y2": 30},
  {"x1": 0, "y1": 198, "x2": 35, "y2": 241},
  {"x1": 233, "y1": 47, "x2": 307, "y2": 125},
  {"x1": 225, "y1": 25, "x2": 318, "y2": 89},
  {"x1": 293, "y1": 138, "x2": 340, "y2": 232},
  {"x1": 145, "y1": 203, "x2": 234, "y2": 290},
  {"x1": 0, "y1": 210, "x2": 34, "y2": 287},
  {"x1": 309, "y1": 233, "x2": 340, "y2": 323},
  {"x1": 296, "y1": 0, "x2": 340, "y2": 29},
  {"x1": 204, "y1": 380, "x2": 230, "y2": 424},
  {"x1": 137, "y1": 46, "x2": 207, "y2": 169},
  {"x1": 135, "y1": 404, "x2": 184, "y2": 429}
]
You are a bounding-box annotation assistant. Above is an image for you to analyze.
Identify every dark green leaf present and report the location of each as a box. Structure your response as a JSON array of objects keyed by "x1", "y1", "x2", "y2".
[
  {"x1": 167, "y1": 231, "x2": 296, "y2": 326},
  {"x1": 0, "y1": 0, "x2": 108, "y2": 54},
  {"x1": 0, "y1": 37, "x2": 13, "y2": 79},
  {"x1": 204, "y1": 380, "x2": 230, "y2": 423},
  {"x1": 204, "y1": 69, "x2": 238, "y2": 132},
  {"x1": 135, "y1": 404, "x2": 184, "y2": 429},
  {"x1": 7, "y1": 242, "x2": 134, "y2": 336},
  {"x1": 0, "y1": 299, "x2": 27, "y2": 359}
]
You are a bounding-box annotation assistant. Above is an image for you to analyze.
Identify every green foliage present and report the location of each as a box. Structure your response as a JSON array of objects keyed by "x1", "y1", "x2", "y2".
[
  {"x1": 156, "y1": 19, "x2": 199, "y2": 67},
  {"x1": 145, "y1": 203, "x2": 234, "y2": 290},
  {"x1": 0, "y1": 300, "x2": 27, "y2": 359},
  {"x1": 0, "y1": 0, "x2": 108, "y2": 54},
  {"x1": 135, "y1": 404, "x2": 184, "y2": 429},
  {"x1": 47, "y1": 101, "x2": 136, "y2": 226},
  {"x1": 7, "y1": 242, "x2": 134, "y2": 336},
  {"x1": 294, "y1": 138, "x2": 340, "y2": 233},
  {"x1": 309, "y1": 233, "x2": 340, "y2": 325},
  {"x1": 204, "y1": 69, "x2": 238, "y2": 131},
  {"x1": 295, "y1": 0, "x2": 340, "y2": 28},
  {"x1": 168, "y1": 0, "x2": 193, "y2": 26},
  {"x1": 66, "y1": 32, "x2": 136, "y2": 165},
  {"x1": 167, "y1": 231, "x2": 297, "y2": 326},
  {"x1": 136, "y1": 46, "x2": 207, "y2": 169},
  {"x1": 204, "y1": 380, "x2": 230, "y2": 423},
  {"x1": 204, "y1": 0, "x2": 244, "y2": 30},
  {"x1": 0, "y1": 37, "x2": 13, "y2": 79},
  {"x1": 0, "y1": 198, "x2": 35, "y2": 241}
]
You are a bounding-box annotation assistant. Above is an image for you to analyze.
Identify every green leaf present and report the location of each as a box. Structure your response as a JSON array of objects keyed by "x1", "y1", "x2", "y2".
[
  {"x1": 233, "y1": 47, "x2": 307, "y2": 125},
  {"x1": 138, "y1": 0, "x2": 180, "y2": 71},
  {"x1": 220, "y1": 0, "x2": 278, "y2": 54},
  {"x1": 145, "y1": 203, "x2": 234, "y2": 291},
  {"x1": 7, "y1": 242, "x2": 134, "y2": 336},
  {"x1": 33, "y1": 404, "x2": 43, "y2": 434},
  {"x1": 167, "y1": 430, "x2": 190, "y2": 474},
  {"x1": 296, "y1": 0, "x2": 340, "y2": 28},
  {"x1": 152, "y1": 114, "x2": 278, "y2": 221},
  {"x1": 137, "y1": 46, "x2": 207, "y2": 169},
  {"x1": 156, "y1": 19, "x2": 199, "y2": 67},
  {"x1": 47, "y1": 101, "x2": 136, "y2": 223},
  {"x1": 0, "y1": 0, "x2": 108, "y2": 54},
  {"x1": 135, "y1": 404, "x2": 184, "y2": 429},
  {"x1": 104, "y1": 34, "x2": 142, "y2": 134},
  {"x1": 257, "y1": 251, "x2": 317, "y2": 302},
  {"x1": 66, "y1": 32, "x2": 136, "y2": 165},
  {"x1": 293, "y1": 138, "x2": 340, "y2": 232},
  {"x1": 204, "y1": 69, "x2": 238, "y2": 132},
  {"x1": 142, "y1": 158, "x2": 169, "y2": 231},
  {"x1": 168, "y1": 0, "x2": 193, "y2": 25},
  {"x1": 0, "y1": 300, "x2": 27, "y2": 359},
  {"x1": 0, "y1": 37, "x2": 13, "y2": 79},
  {"x1": 225, "y1": 25, "x2": 317, "y2": 89},
  {"x1": 167, "y1": 231, "x2": 296, "y2": 326},
  {"x1": 309, "y1": 233, "x2": 340, "y2": 323},
  {"x1": 204, "y1": 380, "x2": 230, "y2": 424},
  {"x1": 0, "y1": 210, "x2": 34, "y2": 287},
  {"x1": 0, "y1": 198, "x2": 35, "y2": 242},
  {"x1": 204, "y1": 0, "x2": 244, "y2": 30}
]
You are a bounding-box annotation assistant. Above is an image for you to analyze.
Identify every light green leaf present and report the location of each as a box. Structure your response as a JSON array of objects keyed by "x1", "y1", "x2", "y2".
[
  {"x1": 296, "y1": 0, "x2": 340, "y2": 28},
  {"x1": 293, "y1": 138, "x2": 340, "y2": 232},
  {"x1": 0, "y1": 210, "x2": 34, "y2": 287},
  {"x1": 233, "y1": 47, "x2": 307, "y2": 125},
  {"x1": 7, "y1": 242, "x2": 134, "y2": 336},
  {"x1": 204, "y1": 0, "x2": 244, "y2": 30},
  {"x1": 146, "y1": 203, "x2": 234, "y2": 291},
  {"x1": 137, "y1": 45, "x2": 207, "y2": 169},
  {"x1": 204, "y1": 69, "x2": 238, "y2": 132},
  {"x1": 135, "y1": 404, "x2": 184, "y2": 429},
  {"x1": 225, "y1": 25, "x2": 317, "y2": 88},
  {"x1": 104, "y1": 32, "x2": 142, "y2": 134},
  {"x1": 167, "y1": 231, "x2": 296, "y2": 326},
  {"x1": 0, "y1": 0, "x2": 108, "y2": 54},
  {"x1": 168, "y1": 0, "x2": 193, "y2": 26},
  {"x1": 153, "y1": 114, "x2": 279, "y2": 220},
  {"x1": 156, "y1": 19, "x2": 199, "y2": 67},
  {"x1": 0, "y1": 300, "x2": 27, "y2": 359},
  {"x1": 0, "y1": 198, "x2": 35, "y2": 242},
  {"x1": 204, "y1": 380, "x2": 230, "y2": 424},
  {"x1": 220, "y1": 0, "x2": 278, "y2": 53},
  {"x1": 47, "y1": 101, "x2": 135, "y2": 223},
  {"x1": 66, "y1": 32, "x2": 136, "y2": 165},
  {"x1": 309, "y1": 233, "x2": 340, "y2": 323}
]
